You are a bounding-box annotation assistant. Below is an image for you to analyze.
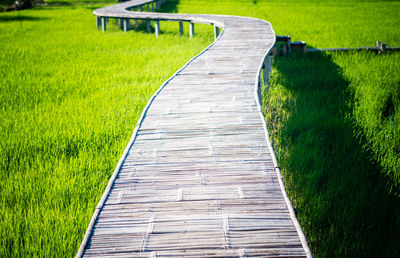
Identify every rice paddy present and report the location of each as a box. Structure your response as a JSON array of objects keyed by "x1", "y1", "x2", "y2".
[{"x1": 1, "y1": 0, "x2": 399, "y2": 257}]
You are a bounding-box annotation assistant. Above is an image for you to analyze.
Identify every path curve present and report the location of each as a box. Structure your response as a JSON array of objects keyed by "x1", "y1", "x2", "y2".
[{"x1": 77, "y1": 1, "x2": 312, "y2": 257}]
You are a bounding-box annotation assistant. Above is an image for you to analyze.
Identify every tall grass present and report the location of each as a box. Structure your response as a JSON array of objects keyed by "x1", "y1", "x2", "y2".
[
  {"x1": 176, "y1": 0, "x2": 400, "y2": 47},
  {"x1": 1, "y1": 0, "x2": 399, "y2": 257},
  {"x1": 263, "y1": 51, "x2": 400, "y2": 257},
  {"x1": 334, "y1": 52, "x2": 400, "y2": 191},
  {"x1": 0, "y1": 5, "x2": 211, "y2": 257}
]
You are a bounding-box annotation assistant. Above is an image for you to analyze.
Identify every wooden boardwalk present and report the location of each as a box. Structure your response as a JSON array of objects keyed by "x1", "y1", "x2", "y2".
[{"x1": 77, "y1": 0, "x2": 312, "y2": 257}]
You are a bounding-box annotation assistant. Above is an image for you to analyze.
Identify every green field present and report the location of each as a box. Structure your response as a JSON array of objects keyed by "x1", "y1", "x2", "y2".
[
  {"x1": 1, "y1": 0, "x2": 399, "y2": 257},
  {"x1": 263, "y1": 52, "x2": 400, "y2": 257},
  {"x1": 0, "y1": 4, "x2": 212, "y2": 257}
]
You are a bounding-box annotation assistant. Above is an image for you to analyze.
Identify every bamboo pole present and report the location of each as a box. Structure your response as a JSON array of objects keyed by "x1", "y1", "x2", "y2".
[
  {"x1": 179, "y1": 21, "x2": 184, "y2": 36},
  {"x1": 96, "y1": 16, "x2": 101, "y2": 30},
  {"x1": 189, "y1": 22, "x2": 194, "y2": 38},
  {"x1": 155, "y1": 20, "x2": 160, "y2": 38},
  {"x1": 101, "y1": 17, "x2": 106, "y2": 32},
  {"x1": 214, "y1": 25, "x2": 220, "y2": 40}
]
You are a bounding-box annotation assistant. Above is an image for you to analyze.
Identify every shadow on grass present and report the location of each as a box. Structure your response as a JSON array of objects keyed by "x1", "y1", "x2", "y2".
[
  {"x1": 265, "y1": 50, "x2": 400, "y2": 257},
  {"x1": 0, "y1": 15, "x2": 49, "y2": 22}
]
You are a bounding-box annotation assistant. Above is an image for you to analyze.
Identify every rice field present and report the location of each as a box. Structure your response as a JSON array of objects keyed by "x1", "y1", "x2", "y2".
[
  {"x1": 1, "y1": 0, "x2": 399, "y2": 257},
  {"x1": 0, "y1": 4, "x2": 212, "y2": 257}
]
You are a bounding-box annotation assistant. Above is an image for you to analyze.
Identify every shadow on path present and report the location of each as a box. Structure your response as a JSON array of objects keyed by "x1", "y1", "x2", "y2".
[{"x1": 264, "y1": 50, "x2": 400, "y2": 257}]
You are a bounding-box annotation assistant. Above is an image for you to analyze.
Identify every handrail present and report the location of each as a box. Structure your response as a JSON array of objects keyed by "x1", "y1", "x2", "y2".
[{"x1": 76, "y1": 0, "x2": 312, "y2": 257}]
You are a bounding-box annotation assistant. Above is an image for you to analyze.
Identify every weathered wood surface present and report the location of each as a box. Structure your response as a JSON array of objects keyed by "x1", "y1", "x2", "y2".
[{"x1": 77, "y1": 0, "x2": 312, "y2": 257}]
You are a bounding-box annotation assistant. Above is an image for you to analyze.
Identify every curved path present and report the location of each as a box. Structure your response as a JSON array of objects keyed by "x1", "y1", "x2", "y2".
[{"x1": 77, "y1": 0, "x2": 312, "y2": 257}]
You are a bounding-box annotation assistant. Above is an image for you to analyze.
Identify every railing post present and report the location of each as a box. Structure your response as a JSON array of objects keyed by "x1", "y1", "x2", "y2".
[
  {"x1": 377, "y1": 41, "x2": 387, "y2": 54},
  {"x1": 119, "y1": 18, "x2": 123, "y2": 30},
  {"x1": 123, "y1": 19, "x2": 129, "y2": 32},
  {"x1": 302, "y1": 42, "x2": 307, "y2": 54},
  {"x1": 155, "y1": 20, "x2": 160, "y2": 38},
  {"x1": 147, "y1": 20, "x2": 152, "y2": 33},
  {"x1": 214, "y1": 25, "x2": 220, "y2": 40},
  {"x1": 189, "y1": 22, "x2": 194, "y2": 38},
  {"x1": 101, "y1": 17, "x2": 106, "y2": 32},
  {"x1": 96, "y1": 16, "x2": 101, "y2": 30},
  {"x1": 139, "y1": 6, "x2": 143, "y2": 12},
  {"x1": 263, "y1": 54, "x2": 272, "y2": 90},
  {"x1": 179, "y1": 21, "x2": 184, "y2": 36},
  {"x1": 151, "y1": 2, "x2": 155, "y2": 12},
  {"x1": 282, "y1": 45, "x2": 287, "y2": 56},
  {"x1": 147, "y1": 3, "x2": 150, "y2": 12}
]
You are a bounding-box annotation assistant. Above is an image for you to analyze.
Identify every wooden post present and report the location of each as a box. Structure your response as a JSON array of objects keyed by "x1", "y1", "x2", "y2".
[
  {"x1": 147, "y1": 20, "x2": 152, "y2": 33},
  {"x1": 96, "y1": 16, "x2": 101, "y2": 30},
  {"x1": 123, "y1": 19, "x2": 129, "y2": 32},
  {"x1": 302, "y1": 42, "x2": 307, "y2": 54},
  {"x1": 287, "y1": 35, "x2": 291, "y2": 54},
  {"x1": 101, "y1": 17, "x2": 106, "y2": 32},
  {"x1": 263, "y1": 55, "x2": 272, "y2": 87},
  {"x1": 282, "y1": 45, "x2": 287, "y2": 56},
  {"x1": 179, "y1": 21, "x2": 184, "y2": 36},
  {"x1": 214, "y1": 25, "x2": 220, "y2": 40},
  {"x1": 147, "y1": 3, "x2": 150, "y2": 12},
  {"x1": 119, "y1": 18, "x2": 123, "y2": 30},
  {"x1": 272, "y1": 44, "x2": 277, "y2": 57},
  {"x1": 377, "y1": 41, "x2": 387, "y2": 53},
  {"x1": 155, "y1": 20, "x2": 160, "y2": 38},
  {"x1": 189, "y1": 22, "x2": 194, "y2": 38},
  {"x1": 151, "y1": 2, "x2": 155, "y2": 12}
]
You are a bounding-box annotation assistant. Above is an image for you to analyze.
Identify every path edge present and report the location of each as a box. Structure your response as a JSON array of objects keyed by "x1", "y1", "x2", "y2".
[{"x1": 254, "y1": 19, "x2": 313, "y2": 258}]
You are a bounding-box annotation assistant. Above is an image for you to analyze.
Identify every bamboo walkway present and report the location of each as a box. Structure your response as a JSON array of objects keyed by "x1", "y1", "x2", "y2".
[{"x1": 77, "y1": 0, "x2": 312, "y2": 257}]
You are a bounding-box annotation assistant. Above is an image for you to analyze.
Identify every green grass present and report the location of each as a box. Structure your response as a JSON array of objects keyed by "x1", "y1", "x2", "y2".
[
  {"x1": 0, "y1": 5, "x2": 212, "y2": 257},
  {"x1": 1, "y1": 0, "x2": 400, "y2": 257},
  {"x1": 263, "y1": 52, "x2": 400, "y2": 257},
  {"x1": 334, "y1": 52, "x2": 400, "y2": 190},
  {"x1": 176, "y1": 0, "x2": 400, "y2": 47}
]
